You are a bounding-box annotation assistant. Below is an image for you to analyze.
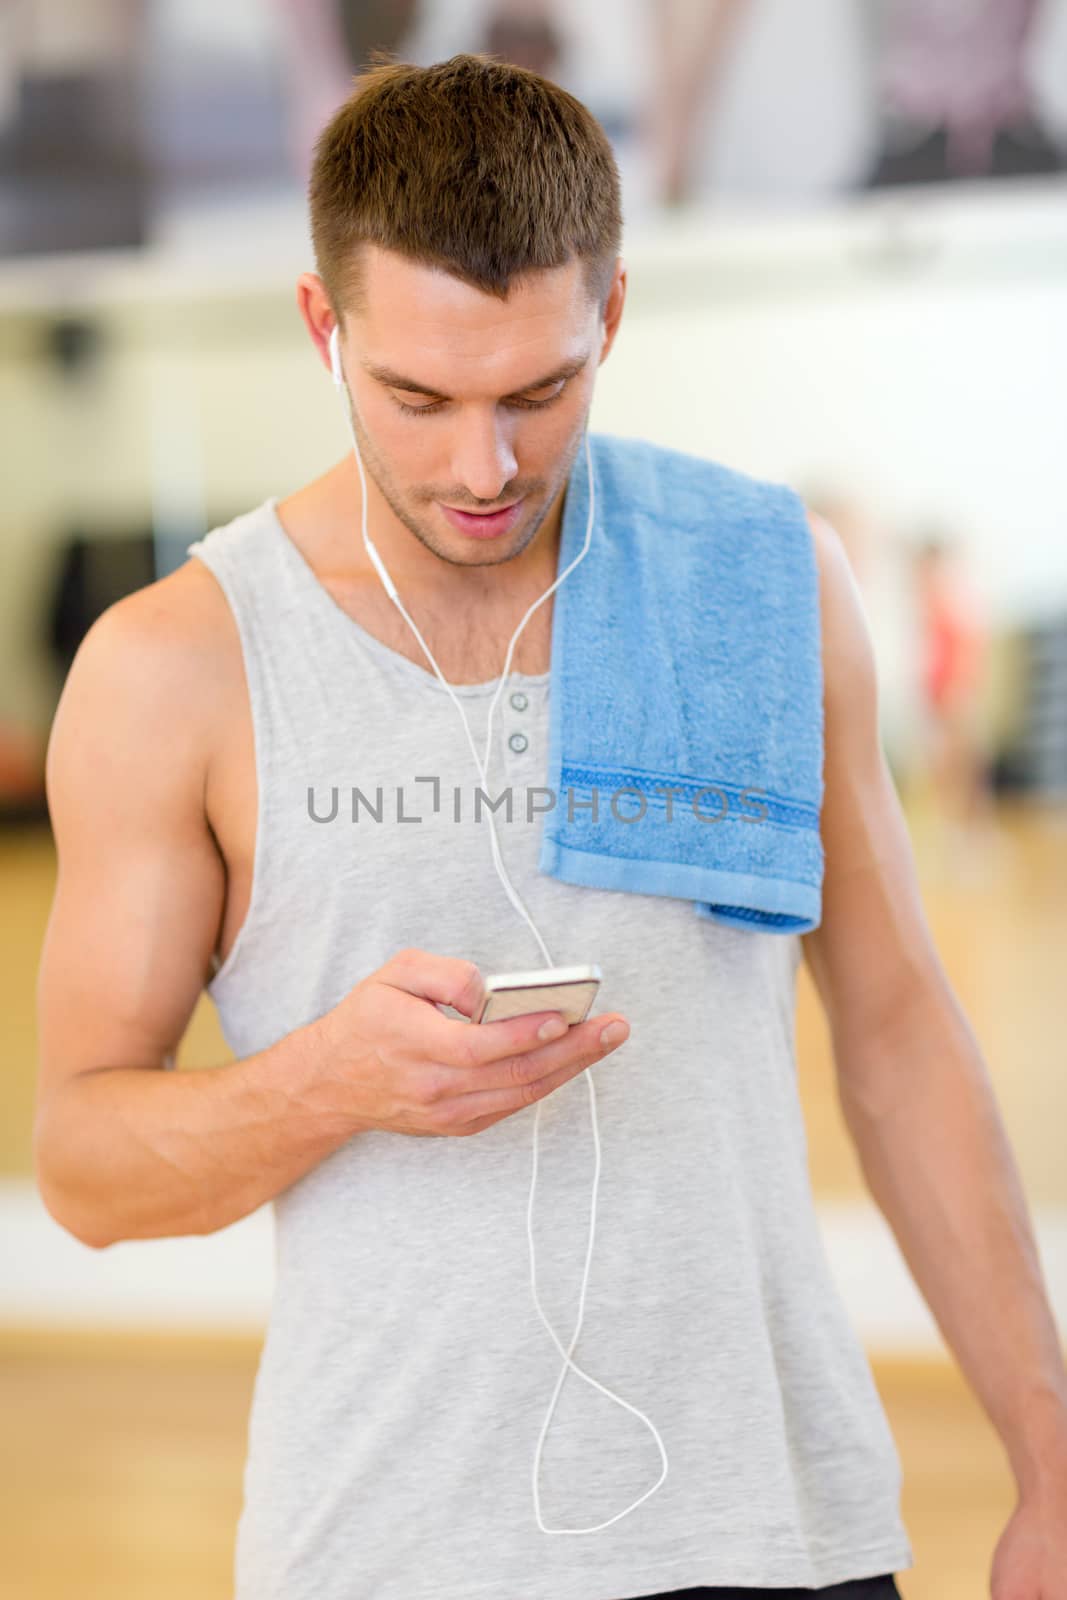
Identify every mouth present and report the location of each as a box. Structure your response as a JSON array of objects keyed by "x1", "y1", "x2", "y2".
[{"x1": 437, "y1": 498, "x2": 525, "y2": 538}]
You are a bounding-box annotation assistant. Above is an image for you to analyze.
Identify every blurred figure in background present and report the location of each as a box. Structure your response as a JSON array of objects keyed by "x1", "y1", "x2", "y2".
[
  {"x1": 272, "y1": 0, "x2": 421, "y2": 180},
  {"x1": 867, "y1": 0, "x2": 1065, "y2": 184},
  {"x1": 641, "y1": 0, "x2": 1066, "y2": 209},
  {"x1": 645, "y1": 0, "x2": 752, "y2": 206},
  {"x1": 481, "y1": 0, "x2": 564, "y2": 78},
  {"x1": 0, "y1": 0, "x2": 150, "y2": 256},
  {"x1": 335, "y1": 0, "x2": 422, "y2": 68},
  {"x1": 911, "y1": 531, "x2": 998, "y2": 869}
]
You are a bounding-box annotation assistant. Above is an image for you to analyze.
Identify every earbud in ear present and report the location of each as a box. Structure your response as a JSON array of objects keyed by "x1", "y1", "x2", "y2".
[{"x1": 328, "y1": 324, "x2": 344, "y2": 389}]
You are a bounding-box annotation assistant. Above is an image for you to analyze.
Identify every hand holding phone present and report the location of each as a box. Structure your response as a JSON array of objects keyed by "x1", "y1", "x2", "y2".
[{"x1": 314, "y1": 950, "x2": 627, "y2": 1141}]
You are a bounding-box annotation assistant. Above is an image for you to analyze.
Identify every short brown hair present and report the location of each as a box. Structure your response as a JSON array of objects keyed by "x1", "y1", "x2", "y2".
[{"x1": 308, "y1": 52, "x2": 622, "y2": 324}]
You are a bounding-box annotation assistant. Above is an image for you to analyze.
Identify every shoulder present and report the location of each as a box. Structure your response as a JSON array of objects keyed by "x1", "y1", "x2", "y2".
[
  {"x1": 45, "y1": 558, "x2": 242, "y2": 821},
  {"x1": 805, "y1": 507, "x2": 879, "y2": 713},
  {"x1": 65, "y1": 556, "x2": 239, "y2": 712}
]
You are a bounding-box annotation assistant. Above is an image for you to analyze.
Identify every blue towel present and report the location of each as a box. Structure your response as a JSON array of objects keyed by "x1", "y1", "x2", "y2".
[{"x1": 539, "y1": 431, "x2": 824, "y2": 935}]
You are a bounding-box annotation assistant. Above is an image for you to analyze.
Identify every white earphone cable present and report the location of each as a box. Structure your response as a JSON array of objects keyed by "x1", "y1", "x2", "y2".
[{"x1": 328, "y1": 323, "x2": 668, "y2": 1533}]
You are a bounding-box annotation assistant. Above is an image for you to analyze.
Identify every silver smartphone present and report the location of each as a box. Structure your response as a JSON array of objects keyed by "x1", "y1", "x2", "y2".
[{"x1": 473, "y1": 963, "x2": 602, "y2": 1026}]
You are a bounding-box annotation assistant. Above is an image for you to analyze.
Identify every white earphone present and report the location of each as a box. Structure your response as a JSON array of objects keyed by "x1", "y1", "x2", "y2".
[
  {"x1": 329, "y1": 321, "x2": 344, "y2": 388},
  {"x1": 326, "y1": 319, "x2": 668, "y2": 1534}
]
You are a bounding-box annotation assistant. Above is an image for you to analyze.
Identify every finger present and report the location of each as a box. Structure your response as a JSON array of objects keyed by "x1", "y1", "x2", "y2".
[
  {"x1": 380, "y1": 947, "x2": 486, "y2": 1020},
  {"x1": 433, "y1": 1015, "x2": 629, "y2": 1125},
  {"x1": 381, "y1": 951, "x2": 627, "y2": 1072},
  {"x1": 416, "y1": 995, "x2": 583, "y2": 1071}
]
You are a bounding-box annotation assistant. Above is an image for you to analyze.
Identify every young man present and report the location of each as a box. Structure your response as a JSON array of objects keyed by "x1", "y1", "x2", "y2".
[{"x1": 34, "y1": 53, "x2": 1067, "y2": 1600}]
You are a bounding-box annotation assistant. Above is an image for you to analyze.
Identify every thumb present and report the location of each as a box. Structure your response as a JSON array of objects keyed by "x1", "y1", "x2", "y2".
[{"x1": 381, "y1": 947, "x2": 486, "y2": 1020}]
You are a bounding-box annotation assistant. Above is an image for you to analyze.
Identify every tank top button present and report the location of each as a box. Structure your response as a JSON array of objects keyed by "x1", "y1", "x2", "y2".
[
  {"x1": 508, "y1": 731, "x2": 528, "y2": 754},
  {"x1": 509, "y1": 690, "x2": 528, "y2": 711}
]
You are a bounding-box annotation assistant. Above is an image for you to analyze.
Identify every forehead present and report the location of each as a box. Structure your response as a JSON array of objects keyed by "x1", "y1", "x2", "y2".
[{"x1": 352, "y1": 244, "x2": 593, "y2": 385}]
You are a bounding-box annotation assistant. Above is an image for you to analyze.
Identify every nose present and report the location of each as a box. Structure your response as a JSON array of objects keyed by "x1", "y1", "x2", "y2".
[{"x1": 448, "y1": 411, "x2": 518, "y2": 506}]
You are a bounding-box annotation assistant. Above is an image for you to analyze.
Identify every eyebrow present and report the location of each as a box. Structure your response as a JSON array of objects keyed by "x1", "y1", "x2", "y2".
[{"x1": 360, "y1": 352, "x2": 591, "y2": 400}]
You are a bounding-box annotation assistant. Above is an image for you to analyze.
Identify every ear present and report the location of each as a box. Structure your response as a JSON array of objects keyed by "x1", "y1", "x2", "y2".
[
  {"x1": 598, "y1": 257, "x2": 627, "y2": 364},
  {"x1": 295, "y1": 270, "x2": 341, "y2": 385}
]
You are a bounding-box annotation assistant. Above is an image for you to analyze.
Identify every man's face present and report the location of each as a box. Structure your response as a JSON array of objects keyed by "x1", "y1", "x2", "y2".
[{"x1": 333, "y1": 245, "x2": 616, "y2": 571}]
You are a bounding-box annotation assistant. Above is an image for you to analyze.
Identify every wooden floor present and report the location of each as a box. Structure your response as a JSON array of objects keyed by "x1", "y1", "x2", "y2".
[{"x1": 2, "y1": 793, "x2": 1065, "y2": 1597}]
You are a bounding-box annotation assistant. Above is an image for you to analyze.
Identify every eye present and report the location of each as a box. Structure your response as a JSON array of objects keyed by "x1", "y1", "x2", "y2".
[
  {"x1": 392, "y1": 382, "x2": 568, "y2": 417},
  {"x1": 395, "y1": 397, "x2": 446, "y2": 416},
  {"x1": 511, "y1": 384, "x2": 566, "y2": 410}
]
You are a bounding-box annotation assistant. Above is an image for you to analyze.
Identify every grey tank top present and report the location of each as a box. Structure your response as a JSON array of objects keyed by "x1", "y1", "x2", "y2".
[{"x1": 185, "y1": 497, "x2": 913, "y2": 1600}]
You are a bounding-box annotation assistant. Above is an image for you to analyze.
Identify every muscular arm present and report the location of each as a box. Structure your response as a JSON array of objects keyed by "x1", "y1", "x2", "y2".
[
  {"x1": 800, "y1": 511, "x2": 1067, "y2": 1502},
  {"x1": 33, "y1": 569, "x2": 356, "y2": 1249}
]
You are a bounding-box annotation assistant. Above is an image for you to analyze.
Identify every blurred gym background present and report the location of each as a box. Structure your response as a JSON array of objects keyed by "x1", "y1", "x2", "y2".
[{"x1": 1, "y1": 2, "x2": 1065, "y2": 1596}]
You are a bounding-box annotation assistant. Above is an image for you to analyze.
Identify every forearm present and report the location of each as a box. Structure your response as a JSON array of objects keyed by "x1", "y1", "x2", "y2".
[
  {"x1": 836, "y1": 986, "x2": 1067, "y2": 1500},
  {"x1": 33, "y1": 1015, "x2": 361, "y2": 1249}
]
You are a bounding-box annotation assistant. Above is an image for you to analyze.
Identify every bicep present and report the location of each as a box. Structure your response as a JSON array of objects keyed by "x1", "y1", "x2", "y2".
[
  {"x1": 800, "y1": 512, "x2": 947, "y2": 1055},
  {"x1": 35, "y1": 588, "x2": 226, "y2": 1121}
]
